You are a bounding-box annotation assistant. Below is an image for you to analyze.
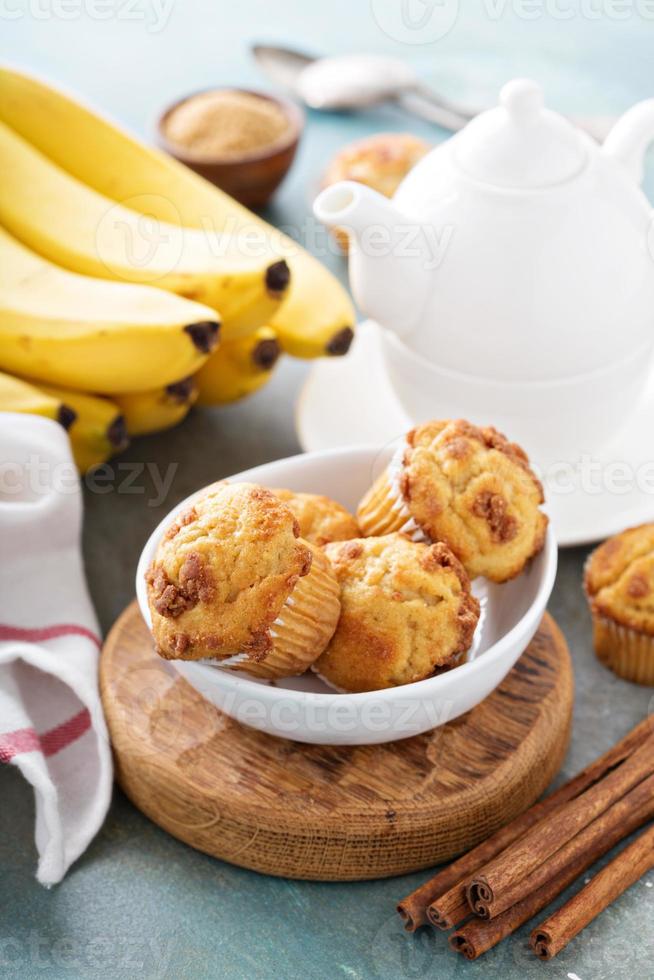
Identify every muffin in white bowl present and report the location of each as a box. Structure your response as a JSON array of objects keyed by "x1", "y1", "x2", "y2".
[{"x1": 136, "y1": 445, "x2": 557, "y2": 745}]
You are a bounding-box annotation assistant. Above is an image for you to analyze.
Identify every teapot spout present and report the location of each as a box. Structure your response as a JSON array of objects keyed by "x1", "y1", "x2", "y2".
[
  {"x1": 603, "y1": 99, "x2": 654, "y2": 184},
  {"x1": 313, "y1": 181, "x2": 433, "y2": 337}
]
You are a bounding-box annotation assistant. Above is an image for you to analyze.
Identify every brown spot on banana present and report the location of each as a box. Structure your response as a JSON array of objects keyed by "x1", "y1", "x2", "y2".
[
  {"x1": 108, "y1": 415, "x2": 129, "y2": 452},
  {"x1": 326, "y1": 326, "x2": 354, "y2": 356},
  {"x1": 165, "y1": 377, "x2": 196, "y2": 404},
  {"x1": 252, "y1": 337, "x2": 280, "y2": 372},
  {"x1": 184, "y1": 320, "x2": 221, "y2": 354},
  {"x1": 265, "y1": 260, "x2": 291, "y2": 296},
  {"x1": 57, "y1": 404, "x2": 77, "y2": 430}
]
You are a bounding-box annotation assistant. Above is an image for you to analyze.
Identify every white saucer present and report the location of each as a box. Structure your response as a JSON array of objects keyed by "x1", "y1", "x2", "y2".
[{"x1": 297, "y1": 321, "x2": 654, "y2": 547}]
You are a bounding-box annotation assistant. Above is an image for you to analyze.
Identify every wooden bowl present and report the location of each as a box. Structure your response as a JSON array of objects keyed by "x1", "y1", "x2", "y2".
[{"x1": 156, "y1": 88, "x2": 304, "y2": 208}]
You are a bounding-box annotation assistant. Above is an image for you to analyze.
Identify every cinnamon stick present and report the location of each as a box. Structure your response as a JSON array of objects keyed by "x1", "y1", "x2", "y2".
[
  {"x1": 449, "y1": 797, "x2": 653, "y2": 960},
  {"x1": 467, "y1": 732, "x2": 654, "y2": 919},
  {"x1": 397, "y1": 716, "x2": 653, "y2": 931},
  {"x1": 427, "y1": 893, "x2": 469, "y2": 932},
  {"x1": 530, "y1": 822, "x2": 654, "y2": 959},
  {"x1": 397, "y1": 875, "x2": 462, "y2": 932},
  {"x1": 473, "y1": 772, "x2": 654, "y2": 922}
]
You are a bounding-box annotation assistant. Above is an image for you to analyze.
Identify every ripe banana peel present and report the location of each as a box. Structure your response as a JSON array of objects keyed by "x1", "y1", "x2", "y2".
[
  {"x1": 0, "y1": 370, "x2": 76, "y2": 429},
  {"x1": 35, "y1": 382, "x2": 129, "y2": 473},
  {"x1": 0, "y1": 118, "x2": 289, "y2": 339},
  {"x1": 0, "y1": 225, "x2": 220, "y2": 393},
  {"x1": 115, "y1": 377, "x2": 198, "y2": 435},
  {"x1": 0, "y1": 66, "x2": 355, "y2": 358},
  {"x1": 195, "y1": 327, "x2": 281, "y2": 405}
]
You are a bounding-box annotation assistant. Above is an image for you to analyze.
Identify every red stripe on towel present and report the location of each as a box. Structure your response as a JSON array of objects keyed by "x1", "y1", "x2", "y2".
[
  {"x1": 0, "y1": 623, "x2": 101, "y2": 648},
  {"x1": 0, "y1": 726, "x2": 40, "y2": 760},
  {"x1": 0, "y1": 708, "x2": 91, "y2": 763}
]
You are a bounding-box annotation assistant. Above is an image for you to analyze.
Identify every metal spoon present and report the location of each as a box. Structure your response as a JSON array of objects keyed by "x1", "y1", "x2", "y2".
[
  {"x1": 252, "y1": 44, "x2": 613, "y2": 140},
  {"x1": 252, "y1": 44, "x2": 474, "y2": 131}
]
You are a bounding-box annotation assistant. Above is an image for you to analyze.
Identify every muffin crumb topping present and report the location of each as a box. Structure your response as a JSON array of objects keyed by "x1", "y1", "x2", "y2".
[
  {"x1": 585, "y1": 524, "x2": 654, "y2": 633},
  {"x1": 358, "y1": 419, "x2": 546, "y2": 582},
  {"x1": 471, "y1": 491, "x2": 518, "y2": 544},
  {"x1": 146, "y1": 482, "x2": 313, "y2": 661}
]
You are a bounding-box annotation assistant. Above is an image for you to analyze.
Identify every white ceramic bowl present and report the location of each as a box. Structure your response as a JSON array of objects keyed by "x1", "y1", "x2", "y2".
[{"x1": 136, "y1": 446, "x2": 557, "y2": 746}]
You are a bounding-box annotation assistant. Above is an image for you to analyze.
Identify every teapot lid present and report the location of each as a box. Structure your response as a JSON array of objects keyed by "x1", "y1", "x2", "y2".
[{"x1": 453, "y1": 79, "x2": 587, "y2": 189}]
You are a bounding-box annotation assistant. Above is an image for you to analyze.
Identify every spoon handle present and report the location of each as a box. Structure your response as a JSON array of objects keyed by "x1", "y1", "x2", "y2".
[{"x1": 396, "y1": 85, "x2": 474, "y2": 132}]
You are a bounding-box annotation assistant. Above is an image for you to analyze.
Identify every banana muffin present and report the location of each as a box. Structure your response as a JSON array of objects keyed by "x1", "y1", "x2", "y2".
[
  {"x1": 271, "y1": 488, "x2": 360, "y2": 546},
  {"x1": 357, "y1": 419, "x2": 547, "y2": 583},
  {"x1": 314, "y1": 534, "x2": 480, "y2": 692},
  {"x1": 146, "y1": 481, "x2": 340, "y2": 678},
  {"x1": 584, "y1": 523, "x2": 654, "y2": 685}
]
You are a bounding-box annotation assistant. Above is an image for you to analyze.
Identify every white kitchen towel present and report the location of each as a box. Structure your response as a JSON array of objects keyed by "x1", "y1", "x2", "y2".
[{"x1": 0, "y1": 412, "x2": 112, "y2": 885}]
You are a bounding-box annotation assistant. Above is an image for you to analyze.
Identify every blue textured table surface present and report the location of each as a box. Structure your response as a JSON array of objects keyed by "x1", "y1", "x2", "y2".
[{"x1": 2, "y1": 3, "x2": 654, "y2": 978}]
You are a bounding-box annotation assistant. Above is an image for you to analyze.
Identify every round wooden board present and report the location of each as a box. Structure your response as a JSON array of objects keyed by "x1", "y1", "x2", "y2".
[{"x1": 100, "y1": 602, "x2": 574, "y2": 881}]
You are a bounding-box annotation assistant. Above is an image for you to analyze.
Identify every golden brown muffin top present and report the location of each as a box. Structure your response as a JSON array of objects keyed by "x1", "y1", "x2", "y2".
[
  {"x1": 270, "y1": 488, "x2": 360, "y2": 546},
  {"x1": 146, "y1": 481, "x2": 312, "y2": 661},
  {"x1": 322, "y1": 132, "x2": 431, "y2": 198},
  {"x1": 585, "y1": 523, "x2": 654, "y2": 634},
  {"x1": 392, "y1": 419, "x2": 547, "y2": 583},
  {"x1": 314, "y1": 534, "x2": 480, "y2": 692}
]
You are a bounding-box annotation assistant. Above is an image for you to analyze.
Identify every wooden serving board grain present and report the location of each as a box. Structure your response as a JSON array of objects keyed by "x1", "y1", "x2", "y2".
[{"x1": 100, "y1": 602, "x2": 573, "y2": 881}]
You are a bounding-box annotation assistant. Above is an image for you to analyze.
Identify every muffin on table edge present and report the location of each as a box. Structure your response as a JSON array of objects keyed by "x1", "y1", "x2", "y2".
[
  {"x1": 584, "y1": 523, "x2": 654, "y2": 685},
  {"x1": 270, "y1": 488, "x2": 360, "y2": 546},
  {"x1": 314, "y1": 533, "x2": 480, "y2": 693},
  {"x1": 145, "y1": 481, "x2": 340, "y2": 679},
  {"x1": 356, "y1": 419, "x2": 547, "y2": 583}
]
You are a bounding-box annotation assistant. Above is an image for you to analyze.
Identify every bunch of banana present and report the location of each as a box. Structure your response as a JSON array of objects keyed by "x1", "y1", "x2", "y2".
[
  {"x1": 0, "y1": 66, "x2": 355, "y2": 357},
  {"x1": 0, "y1": 67, "x2": 356, "y2": 472},
  {"x1": 0, "y1": 226, "x2": 220, "y2": 393},
  {"x1": 0, "y1": 119, "x2": 290, "y2": 339}
]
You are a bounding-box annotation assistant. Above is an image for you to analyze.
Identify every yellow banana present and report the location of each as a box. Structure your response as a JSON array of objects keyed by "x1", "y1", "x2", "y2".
[
  {"x1": 114, "y1": 377, "x2": 198, "y2": 436},
  {"x1": 0, "y1": 225, "x2": 220, "y2": 393},
  {"x1": 0, "y1": 67, "x2": 354, "y2": 357},
  {"x1": 195, "y1": 327, "x2": 280, "y2": 405},
  {"x1": 34, "y1": 383, "x2": 128, "y2": 473},
  {"x1": 0, "y1": 119, "x2": 289, "y2": 339},
  {"x1": 0, "y1": 370, "x2": 76, "y2": 430}
]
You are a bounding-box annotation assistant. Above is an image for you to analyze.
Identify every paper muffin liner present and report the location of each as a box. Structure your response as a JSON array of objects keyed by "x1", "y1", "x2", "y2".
[
  {"x1": 591, "y1": 614, "x2": 654, "y2": 686},
  {"x1": 222, "y1": 541, "x2": 341, "y2": 680},
  {"x1": 357, "y1": 443, "x2": 428, "y2": 542}
]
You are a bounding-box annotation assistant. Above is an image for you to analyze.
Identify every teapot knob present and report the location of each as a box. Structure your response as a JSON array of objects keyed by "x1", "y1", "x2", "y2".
[{"x1": 500, "y1": 79, "x2": 544, "y2": 124}]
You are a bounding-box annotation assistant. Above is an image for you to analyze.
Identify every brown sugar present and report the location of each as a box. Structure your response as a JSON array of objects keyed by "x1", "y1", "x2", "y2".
[{"x1": 163, "y1": 90, "x2": 290, "y2": 160}]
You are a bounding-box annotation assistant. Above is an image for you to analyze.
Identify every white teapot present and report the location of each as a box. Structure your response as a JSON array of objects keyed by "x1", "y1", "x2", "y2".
[{"x1": 314, "y1": 79, "x2": 654, "y2": 464}]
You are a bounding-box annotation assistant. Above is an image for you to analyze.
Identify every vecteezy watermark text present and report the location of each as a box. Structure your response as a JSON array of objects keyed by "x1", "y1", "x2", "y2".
[
  {"x1": 484, "y1": 0, "x2": 654, "y2": 20},
  {"x1": 0, "y1": 0, "x2": 174, "y2": 30},
  {"x1": 94, "y1": 196, "x2": 455, "y2": 280},
  {"x1": 5, "y1": 451, "x2": 654, "y2": 510},
  {"x1": 0, "y1": 932, "x2": 172, "y2": 973},
  {"x1": 0, "y1": 455, "x2": 178, "y2": 508},
  {"x1": 537, "y1": 454, "x2": 654, "y2": 497},
  {"x1": 370, "y1": 0, "x2": 654, "y2": 47}
]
